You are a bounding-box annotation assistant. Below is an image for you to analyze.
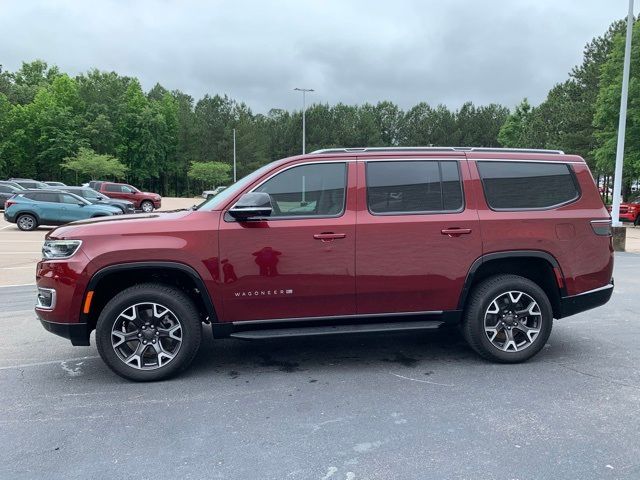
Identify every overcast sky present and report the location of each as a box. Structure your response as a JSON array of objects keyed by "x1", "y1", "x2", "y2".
[{"x1": 0, "y1": 0, "x2": 634, "y2": 113}]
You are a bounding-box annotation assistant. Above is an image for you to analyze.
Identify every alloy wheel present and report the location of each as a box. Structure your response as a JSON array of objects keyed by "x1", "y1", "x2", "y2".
[
  {"x1": 18, "y1": 215, "x2": 35, "y2": 230},
  {"x1": 484, "y1": 290, "x2": 542, "y2": 352},
  {"x1": 141, "y1": 202, "x2": 153, "y2": 212},
  {"x1": 111, "y1": 302, "x2": 183, "y2": 370}
]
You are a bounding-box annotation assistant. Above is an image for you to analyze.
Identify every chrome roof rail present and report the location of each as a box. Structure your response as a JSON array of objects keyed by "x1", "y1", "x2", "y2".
[{"x1": 310, "y1": 147, "x2": 565, "y2": 155}]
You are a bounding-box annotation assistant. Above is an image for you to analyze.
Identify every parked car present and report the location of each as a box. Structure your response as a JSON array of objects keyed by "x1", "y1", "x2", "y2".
[
  {"x1": 0, "y1": 180, "x2": 26, "y2": 190},
  {"x1": 44, "y1": 181, "x2": 67, "y2": 187},
  {"x1": 4, "y1": 189, "x2": 121, "y2": 230},
  {"x1": 202, "y1": 186, "x2": 227, "y2": 199},
  {"x1": 97, "y1": 182, "x2": 161, "y2": 212},
  {"x1": 608, "y1": 197, "x2": 640, "y2": 226},
  {"x1": 0, "y1": 184, "x2": 22, "y2": 208},
  {"x1": 88, "y1": 180, "x2": 105, "y2": 190},
  {"x1": 59, "y1": 186, "x2": 135, "y2": 214},
  {"x1": 9, "y1": 178, "x2": 49, "y2": 189},
  {"x1": 35, "y1": 147, "x2": 613, "y2": 381}
]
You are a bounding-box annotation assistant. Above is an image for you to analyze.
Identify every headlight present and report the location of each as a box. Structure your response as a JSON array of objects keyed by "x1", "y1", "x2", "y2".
[{"x1": 42, "y1": 240, "x2": 82, "y2": 259}]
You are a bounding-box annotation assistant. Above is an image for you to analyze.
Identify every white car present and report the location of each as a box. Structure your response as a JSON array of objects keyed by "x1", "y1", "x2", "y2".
[{"x1": 202, "y1": 186, "x2": 227, "y2": 199}]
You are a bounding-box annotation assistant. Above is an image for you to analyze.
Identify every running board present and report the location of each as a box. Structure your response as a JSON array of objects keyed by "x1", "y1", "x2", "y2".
[{"x1": 229, "y1": 320, "x2": 444, "y2": 340}]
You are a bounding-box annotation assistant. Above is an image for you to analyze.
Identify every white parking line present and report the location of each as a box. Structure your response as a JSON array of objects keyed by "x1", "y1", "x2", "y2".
[
  {"x1": 0, "y1": 266, "x2": 34, "y2": 270},
  {"x1": 0, "y1": 283, "x2": 36, "y2": 287},
  {"x1": 0, "y1": 356, "x2": 100, "y2": 371},
  {"x1": 0, "y1": 252, "x2": 42, "y2": 254},
  {"x1": 0, "y1": 225, "x2": 14, "y2": 231}
]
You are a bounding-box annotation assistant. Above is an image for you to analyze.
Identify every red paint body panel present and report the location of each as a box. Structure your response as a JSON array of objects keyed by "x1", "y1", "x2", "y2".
[
  {"x1": 36, "y1": 150, "x2": 614, "y2": 335},
  {"x1": 218, "y1": 161, "x2": 357, "y2": 321},
  {"x1": 466, "y1": 152, "x2": 613, "y2": 296},
  {"x1": 354, "y1": 155, "x2": 481, "y2": 313}
]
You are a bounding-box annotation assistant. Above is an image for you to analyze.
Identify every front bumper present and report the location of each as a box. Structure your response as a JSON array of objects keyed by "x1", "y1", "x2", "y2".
[
  {"x1": 39, "y1": 318, "x2": 90, "y2": 346},
  {"x1": 558, "y1": 282, "x2": 614, "y2": 318}
]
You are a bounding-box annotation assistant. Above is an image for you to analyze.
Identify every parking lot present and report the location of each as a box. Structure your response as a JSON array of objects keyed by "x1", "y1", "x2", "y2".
[
  {"x1": 0, "y1": 207, "x2": 639, "y2": 479},
  {"x1": 0, "y1": 197, "x2": 200, "y2": 286}
]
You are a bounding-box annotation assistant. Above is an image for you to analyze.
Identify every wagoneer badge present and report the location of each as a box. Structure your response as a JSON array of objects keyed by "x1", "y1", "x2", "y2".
[{"x1": 234, "y1": 289, "x2": 294, "y2": 297}]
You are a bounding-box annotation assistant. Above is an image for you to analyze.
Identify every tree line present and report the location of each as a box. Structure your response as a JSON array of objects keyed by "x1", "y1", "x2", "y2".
[{"x1": 0, "y1": 17, "x2": 637, "y2": 198}]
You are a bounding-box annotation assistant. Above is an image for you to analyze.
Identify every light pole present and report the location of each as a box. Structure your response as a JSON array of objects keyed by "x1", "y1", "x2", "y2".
[
  {"x1": 233, "y1": 128, "x2": 237, "y2": 183},
  {"x1": 294, "y1": 87, "x2": 314, "y2": 154},
  {"x1": 611, "y1": 0, "x2": 634, "y2": 227}
]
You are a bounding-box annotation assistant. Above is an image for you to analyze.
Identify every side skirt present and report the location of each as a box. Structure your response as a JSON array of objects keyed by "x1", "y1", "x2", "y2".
[{"x1": 211, "y1": 310, "x2": 462, "y2": 339}]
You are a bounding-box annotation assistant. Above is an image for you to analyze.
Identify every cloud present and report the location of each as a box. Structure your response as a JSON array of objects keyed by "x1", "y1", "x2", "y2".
[{"x1": 0, "y1": 0, "x2": 630, "y2": 112}]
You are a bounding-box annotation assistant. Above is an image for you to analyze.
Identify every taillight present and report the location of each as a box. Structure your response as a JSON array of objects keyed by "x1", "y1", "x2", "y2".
[
  {"x1": 4, "y1": 200, "x2": 16, "y2": 209},
  {"x1": 591, "y1": 220, "x2": 612, "y2": 236}
]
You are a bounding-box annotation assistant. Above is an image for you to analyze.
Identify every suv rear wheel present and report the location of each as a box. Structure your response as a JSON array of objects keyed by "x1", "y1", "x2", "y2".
[
  {"x1": 16, "y1": 213, "x2": 38, "y2": 231},
  {"x1": 95, "y1": 283, "x2": 202, "y2": 381},
  {"x1": 462, "y1": 274, "x2": 553, "y2": 363},
  {"x1": 141, "y1": 200, "x2": 154, "y2": 213}
]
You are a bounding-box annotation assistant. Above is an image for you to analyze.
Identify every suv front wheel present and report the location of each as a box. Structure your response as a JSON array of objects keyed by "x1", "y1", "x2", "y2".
[
  {"x1": 462, "y1": 274, "x2": 553, "y2": 363},
  {"x1": 96, "y1": 283, "x2": 202, "y2": 381},
  {"x1": 140, "y1": 200, "x2": 154, "y2": 213}
]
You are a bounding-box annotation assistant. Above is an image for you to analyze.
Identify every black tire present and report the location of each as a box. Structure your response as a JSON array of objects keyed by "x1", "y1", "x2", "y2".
[
  {"x1": 96, "y1": 283, "x2": 202, "y2": 381},
  {"x1": 462, "y1": 274, "x2": 553, "y2": 363},
  {"x1": 141, "y1": 200, "x2": 154, "y2": 213},
  {"x1": 16, "y1": 213, "x2": 38, "y2": 231}
]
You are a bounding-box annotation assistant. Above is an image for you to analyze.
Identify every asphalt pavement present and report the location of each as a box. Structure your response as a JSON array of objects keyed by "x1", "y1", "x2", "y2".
[{"x1": 0, "y1": 253, "x2": 639, "y2": 480}]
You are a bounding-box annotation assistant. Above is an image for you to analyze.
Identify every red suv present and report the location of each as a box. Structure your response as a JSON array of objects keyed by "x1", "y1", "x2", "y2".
[
  {"x1": 610, "y1": 196, "x2": 640, "y2": 226},
  {"x1": 96, "y1": 182, "x2": 161, "y2": 212},
  {"x1": 35, "y1": 147, "x2": 614, "y2": 381}
]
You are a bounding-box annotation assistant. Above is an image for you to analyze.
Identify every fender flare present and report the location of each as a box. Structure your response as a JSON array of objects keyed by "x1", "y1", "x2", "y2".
[
  {"x1": 457, "y1": 250, "x2": 564, "y2": 310},
  {"x1": 81, "y1": 261, "x2": 217, "y2": 322}
]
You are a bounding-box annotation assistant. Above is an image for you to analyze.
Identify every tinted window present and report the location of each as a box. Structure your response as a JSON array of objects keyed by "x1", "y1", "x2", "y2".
[
  {"x1": 60, "y1": 193, "x2": 84, "y2": 204},
  {"x1": 105, "y1": 184, "x2": 121, "y2": 192},
  {"x1": 28, "y1": 192, "x2": 59, "y2": 203},
  {"x1": 367, "y1": 161, "x2": 463, "y2": 214},
  {"x1": 478, "y1": 161, "x2": 579, "y2": 209},
  {"x1": 82, "y1": 189, "x2": 102, "y2": 200},
  {"x1": 255, "y1": 163, "x2": 346, "y2": 217},
  {"x1": 0, "y1": 185, "x2": 14, "y2": 193}
]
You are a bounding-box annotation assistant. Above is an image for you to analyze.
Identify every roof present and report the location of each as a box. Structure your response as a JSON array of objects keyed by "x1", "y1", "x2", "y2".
[{"x1": 311, "y1": 147, "x2": 565, "y2": 155}]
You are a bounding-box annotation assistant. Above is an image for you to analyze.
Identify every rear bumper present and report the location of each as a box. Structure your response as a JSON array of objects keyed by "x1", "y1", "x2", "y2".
[
  {"x1": 558, "y1": 282, "x2": 614, "y2": 318},
  {"x1": 39, "y1": 318, "x2": 90, "y2": 346},
  {"x1": 619, "y1": 213, "x2": 637, "y2": 222}
]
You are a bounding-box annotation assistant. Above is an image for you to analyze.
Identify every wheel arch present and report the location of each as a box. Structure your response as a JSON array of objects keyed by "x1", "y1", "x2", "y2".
[
  {"x1": 16, "y1": 210, "x2": 41, "y2": 223},
  {"x1": 458, "y1": 251, "x2": 565, "y2": 318},
  {"x1": 82, "y1": 261, "x2": 217, "y2": 333}
]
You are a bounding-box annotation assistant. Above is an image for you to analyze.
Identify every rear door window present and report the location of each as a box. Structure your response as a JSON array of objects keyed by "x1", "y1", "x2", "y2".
[
  {"x1": 366, "y1": 160, "x2": 464, "y2": 214},
  {"x1": 25, "y1": 192, "x2": 58, "y2": 202},
  {"x1": 104, "y1": 184, "x2": 121, "y2": 193},
  {"x1": 477, "y1": 161, "x2": 579, "y2": 210}
]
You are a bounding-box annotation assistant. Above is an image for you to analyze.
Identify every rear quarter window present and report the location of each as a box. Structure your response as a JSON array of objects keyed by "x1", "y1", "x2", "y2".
[{"x1": 477, "y1": 161, "x2": 579, "y2": 210}]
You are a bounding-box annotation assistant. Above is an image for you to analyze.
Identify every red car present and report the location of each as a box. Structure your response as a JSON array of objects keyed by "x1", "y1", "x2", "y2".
[
  {"x1": 35, "y1": 147, "x2": 614, "y2": 381},
  {"x1": 610, "y1": 197, "x2": 640, "y2": 226},
  {"x1": 96, "y1": 182, "x2": 161, "y2": 212}
]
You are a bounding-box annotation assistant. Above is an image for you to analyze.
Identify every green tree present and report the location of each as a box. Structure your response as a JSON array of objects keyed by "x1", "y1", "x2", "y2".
[
  {"x1": 188, "y1": 161, "x2": 231, "y2": 188},
  {"x1": 593, "y1": 18, "x2": 640, "y2": 189},
  {"x1": 61, "y1": 147, "x2": 128, "y2": 180},
  {"x1": 498, "y1": 99, "x2": 536, "y2": 147}
]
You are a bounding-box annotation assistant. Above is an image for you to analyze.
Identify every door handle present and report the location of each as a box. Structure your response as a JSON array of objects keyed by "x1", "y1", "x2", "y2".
[
  {"x1": 441, "y1": 228, "x2": 472, "y2": 237},
  {"x1": 313, "y1": 232, "x2": 347, "y2": 241}
]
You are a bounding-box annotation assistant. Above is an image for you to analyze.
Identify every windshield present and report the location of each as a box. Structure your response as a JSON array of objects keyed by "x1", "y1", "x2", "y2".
[
  {"x1": 84, "y1": 188, "x2": 103, "y2": 200},
  {"x1": 196, "y1": 161, "x2": 277, "y2": 211}
]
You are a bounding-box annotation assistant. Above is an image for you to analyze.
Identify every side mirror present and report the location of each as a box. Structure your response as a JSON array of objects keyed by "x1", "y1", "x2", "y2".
[{"x1": 228, "y1": 192, "x2": 273, "y2": 221}]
